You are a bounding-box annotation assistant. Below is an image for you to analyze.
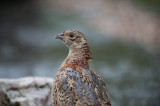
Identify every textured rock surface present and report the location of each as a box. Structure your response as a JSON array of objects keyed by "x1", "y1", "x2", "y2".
[{"x1": 0, "y1": 77, "x2": 52, "y2": 106}]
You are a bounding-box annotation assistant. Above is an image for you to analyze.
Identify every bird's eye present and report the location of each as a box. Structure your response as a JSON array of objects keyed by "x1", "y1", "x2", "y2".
[
  {"x1": 69, "y1": 33, "x2": 77, "y2": 40},
  {"x1": 69, "y1": 34, "x2": 74, "y2": 38}
]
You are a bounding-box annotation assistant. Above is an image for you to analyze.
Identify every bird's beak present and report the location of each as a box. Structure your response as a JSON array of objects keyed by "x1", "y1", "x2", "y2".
[{"x1": 54, "y1": 33, "x2": 63, "y2": 40}]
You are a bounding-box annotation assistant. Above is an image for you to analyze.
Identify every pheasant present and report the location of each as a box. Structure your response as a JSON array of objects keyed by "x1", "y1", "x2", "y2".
[{"x1": 52, "y1": 30, "x2": 111, "y2": 106}]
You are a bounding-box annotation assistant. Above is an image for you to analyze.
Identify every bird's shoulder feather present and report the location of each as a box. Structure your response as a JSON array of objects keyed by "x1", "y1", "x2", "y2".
[{"x1": 52, "y1": 67, "x2": 111, "y2": 106}]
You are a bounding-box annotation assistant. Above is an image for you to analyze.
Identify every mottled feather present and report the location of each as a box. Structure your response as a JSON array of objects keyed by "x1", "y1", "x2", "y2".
[{"x1": 52, "y1": 30, "x2": 111, "y2": 106}]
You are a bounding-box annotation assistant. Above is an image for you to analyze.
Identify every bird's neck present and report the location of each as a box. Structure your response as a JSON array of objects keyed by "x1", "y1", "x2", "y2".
[{"x1": 61, "y1": 44, "x2": 92, "y2": 69}]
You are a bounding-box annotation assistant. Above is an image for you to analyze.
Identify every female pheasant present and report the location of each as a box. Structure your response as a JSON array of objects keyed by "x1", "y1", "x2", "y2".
[{"x1": 52, "y1": 30, "x2": 111, "y2": 106}]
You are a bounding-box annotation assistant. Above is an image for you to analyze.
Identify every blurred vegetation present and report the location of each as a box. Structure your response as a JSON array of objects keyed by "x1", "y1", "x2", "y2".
[
  {"x1": 92, "y1": 40, "x2": 160, "y2": 68},
  {"x1": 135, "y1": 0, "x2": 160, "y2": 13}
]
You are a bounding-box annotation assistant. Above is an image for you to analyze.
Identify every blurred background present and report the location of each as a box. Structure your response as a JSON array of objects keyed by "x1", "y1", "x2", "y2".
[{"x1": 0, "y1": 0, "x2": 160, "y2": 106}]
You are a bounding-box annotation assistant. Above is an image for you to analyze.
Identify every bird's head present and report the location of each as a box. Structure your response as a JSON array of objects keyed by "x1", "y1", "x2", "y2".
[
  {"x1": 55, "y1": 30, "x2": 87, "y2": 50},
  {"x1": 55, "y1": 30, "x2": 92, "y2": 60}
]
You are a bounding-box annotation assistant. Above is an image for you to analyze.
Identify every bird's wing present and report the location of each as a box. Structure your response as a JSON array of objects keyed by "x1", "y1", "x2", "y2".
[{"x1": 52, "y1": 67, "x2": 111, "y2": 106}]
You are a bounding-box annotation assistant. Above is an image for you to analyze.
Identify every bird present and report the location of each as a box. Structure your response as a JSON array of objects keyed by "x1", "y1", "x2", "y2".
[{"x1": 52, "y1": 30, "x2": 111, "y2": 106}]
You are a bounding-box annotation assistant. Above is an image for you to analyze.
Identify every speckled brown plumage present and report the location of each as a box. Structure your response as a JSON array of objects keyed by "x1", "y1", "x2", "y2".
[{"x1": 52, "y1": 30, "x2": 111, "y2": 106}]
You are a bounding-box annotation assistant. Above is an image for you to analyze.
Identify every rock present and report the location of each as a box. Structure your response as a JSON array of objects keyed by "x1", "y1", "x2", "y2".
[{"x1": 0, "y1": 77, "x2": 53, "y2": 106}]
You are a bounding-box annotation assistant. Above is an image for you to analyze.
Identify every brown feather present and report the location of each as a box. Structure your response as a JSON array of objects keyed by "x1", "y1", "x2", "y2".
[{"x1": 52, "y1": 30, "x2": 111, "y2": 106}]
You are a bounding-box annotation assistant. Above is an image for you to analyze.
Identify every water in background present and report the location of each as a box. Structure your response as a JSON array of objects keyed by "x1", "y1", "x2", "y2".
[{"x1": 0, "y1": 1, "x2": 160, "y2": 106}]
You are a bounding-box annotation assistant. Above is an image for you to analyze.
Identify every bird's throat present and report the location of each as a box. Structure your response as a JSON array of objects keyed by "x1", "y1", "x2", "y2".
[{"x1": 61, "y1": 46, "x2": 92, "y2": 69}]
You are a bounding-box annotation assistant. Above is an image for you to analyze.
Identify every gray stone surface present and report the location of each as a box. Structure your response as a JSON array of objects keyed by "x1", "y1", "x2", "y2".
[{"x1": 0, "y1": 77, "x2": 53, "y2": 106}]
